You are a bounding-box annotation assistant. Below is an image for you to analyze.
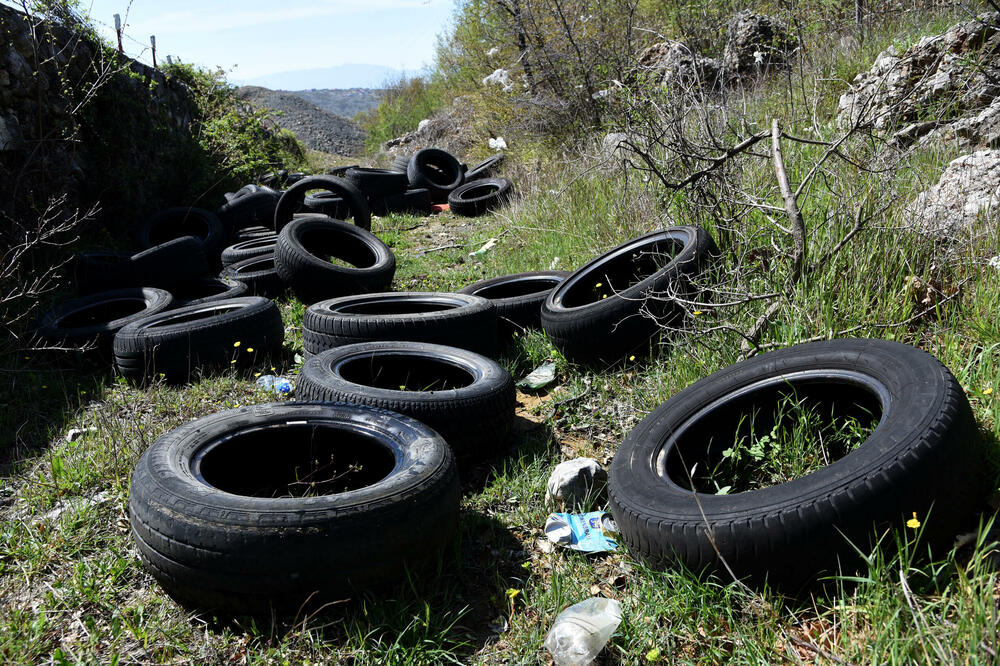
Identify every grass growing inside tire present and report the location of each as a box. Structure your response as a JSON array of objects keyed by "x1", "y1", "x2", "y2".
[{"x1": 692, "y1": 392, "x2": 879, "y2": 495}]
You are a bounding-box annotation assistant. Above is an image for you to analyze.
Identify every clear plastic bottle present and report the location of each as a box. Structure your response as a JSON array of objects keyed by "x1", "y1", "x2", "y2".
[{"x1": 543, "y1": 597, "x2": 622, "y2": 666}]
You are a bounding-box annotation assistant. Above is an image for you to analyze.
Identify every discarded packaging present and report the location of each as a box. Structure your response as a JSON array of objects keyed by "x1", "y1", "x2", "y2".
[
  {"x1": 544, "y1": 597, "x2": 622, "y2": 666},
  {"x1": 546, "y1": 458, "x2": 607, "y2": 507},
  {"x1": 544, "y1": 511, "x2": 619, "y2": 553},
  {"x1": 518, "y1": 361, "x2": 556, "y2": 390},
  {"x1": 469, "y1": 237, "x2": 498, "y2": 258},
  {"x1": 256, "y1": 375, "x2": 293, "y2": 395}
]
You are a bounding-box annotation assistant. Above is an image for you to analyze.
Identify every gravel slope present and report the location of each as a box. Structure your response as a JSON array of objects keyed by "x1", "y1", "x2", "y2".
[{"x1": 236, "y1": 86, "x2": 367, "y2": 156}]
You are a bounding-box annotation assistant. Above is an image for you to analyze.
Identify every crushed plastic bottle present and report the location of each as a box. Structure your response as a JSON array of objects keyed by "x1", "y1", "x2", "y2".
[
  {"x1": 544, "y1": 597, "x2": 622, "y2": 666},
  {"x1": 255, "y1": 375, "x2": 293, "y2": 395}
]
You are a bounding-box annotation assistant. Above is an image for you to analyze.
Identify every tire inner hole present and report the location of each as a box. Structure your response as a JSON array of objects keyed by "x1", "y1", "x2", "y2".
[
  {"x1": 339, "y1": 354, "x2": 475, "y2": 391},
  {"x1": 195, "y1": 422, "x2": 396, "y2": 498},
  {"x1": 335, "y1": 299, "x2": 460, "y2": 315},
  {"x1": 148, "y1": 304, "x2": 244, "y2": 328},
  {"x1": 475, "y1": 277, "x2": 562, "y2": 299},
  {"x1": 560, "y1": 238, "x2": 684, "y2": 307},
  {"x1": 59, "y1": 298, "x2": 147, "y2": 327},
  {"x1": 301, "y1": 227, "x2": 376, "y2": 268},
  {"x1": 460, "y1": 184, "x2": 500, "y2": 200},
  {"x1": 170, "y1": 280, "x2": 231, "y2": 301},
  {"x1": 664, "y1": 380, "x2": 882, "y2": 494}
]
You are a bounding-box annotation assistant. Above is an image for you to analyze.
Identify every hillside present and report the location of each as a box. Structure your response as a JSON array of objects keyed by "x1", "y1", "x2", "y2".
[
  {"x1": 289, "y1": 87, "x2": 383, "y2": 118},
  {"x1": 235, "y1": 86, "x2": 367, "y2": 156},
  {"x1": 4, "y1": 1, "x2": 1000, "y2": 665}
]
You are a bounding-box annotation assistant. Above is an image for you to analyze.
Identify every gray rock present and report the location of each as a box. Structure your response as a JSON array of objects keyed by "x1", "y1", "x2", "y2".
[
  {"x1": 546, "y1": 457, "x2": 607, "y2": 508},
  {"x1": 636, "y1": 40, "x2": 722, "y2": 90},
  {"x1": 0, "y1": 111, "x2": 24, "y2": 151},
  {"x1": 723, "y1": 11, "x2": 798, "y2": 78},
  {"x1": 907, "y1": 149, "x2": 1000, "y2": 239},
  {"x1": 839, "y1": 13, "x2": 1000, "y2": 135}
]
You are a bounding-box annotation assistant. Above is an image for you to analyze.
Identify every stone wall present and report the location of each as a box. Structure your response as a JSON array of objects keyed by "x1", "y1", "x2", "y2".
[{"x1": 0, "y1": 3, "x2": 206, "y2": 228}]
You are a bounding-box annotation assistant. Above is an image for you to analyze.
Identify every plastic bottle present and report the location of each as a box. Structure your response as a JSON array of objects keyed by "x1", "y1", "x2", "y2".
[
  {"x1": 255, "y1": 375, "x2": 292, "y2": 395},
  {"x1": 543, "y1": 597, "x2": 622, "y2": 666}
]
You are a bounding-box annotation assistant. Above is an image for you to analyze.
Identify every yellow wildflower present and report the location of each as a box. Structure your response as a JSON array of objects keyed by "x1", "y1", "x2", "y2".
[
  {"x1": 907, "y1": 512, "x2": 921, "y2": 529},
  {"x1": 233, "y1": 341, "x2": 241, "y2": 348},
  {"x1": 984, "y1": 386, "x2": 994, "y2": 396},
  {"x1": 246, "y1": 347, "x2": 254, "y2": 353},
  {"x1": 693, "y1": 310, "x2": 703, "y2": 315}
]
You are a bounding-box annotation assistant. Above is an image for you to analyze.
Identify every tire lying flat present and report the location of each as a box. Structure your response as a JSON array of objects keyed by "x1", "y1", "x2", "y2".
[
  {"x1": 297, "y1": 342, "x2": 516, "y2": 458},
  {"x1": 460, "y1": 270, "x2": 571, "y2": 333},
  {"x1": 35, "y1": 287, "x2": 174, "y2": 351},
  {"x1": 128, "y1": 402, "x2": 460, "y2": 613},
  {"x1": 274, "y1": 216, "x2": 395, "y2": 304},
  {"x1": 541, "y1": 226, "x2": 716, "y2": 366},
  {"x1": 303, "y1": 292, "x2": 498, "y2": 358},
  {"x1": 113, "y1": 296, "x2": 283, "y2": 383},
  {"x1": 447, "y1": 177, "x2": 512, "y2": 217},
  {"x1": 608, "y1": 338, "x2": 987, "y2": 589},
  {"x1": 220, "y1": 255, "x2": 285, "y2": 299},
  {"x1": 221, "y1": 236, "x2": 278, "y2": 268}
]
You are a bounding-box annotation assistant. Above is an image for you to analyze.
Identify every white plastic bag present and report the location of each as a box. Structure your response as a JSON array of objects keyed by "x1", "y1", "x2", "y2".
[{"x1": 543, "y1": 597, "x2": 622, "y2": 666}]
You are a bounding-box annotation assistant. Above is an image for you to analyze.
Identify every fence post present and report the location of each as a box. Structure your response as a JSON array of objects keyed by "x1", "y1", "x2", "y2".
[
  {"x1": 150, "y1": 35, "x2": 157, "y2": 68},
  {"x1": 113, "y1": 14, "x2": 123, "y2": 54}
]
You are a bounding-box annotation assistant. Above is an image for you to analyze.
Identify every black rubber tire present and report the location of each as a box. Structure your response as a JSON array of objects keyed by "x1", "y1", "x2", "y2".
[
  {"x1": 326, "y1": 165, "x2": 359, "y2": 177},
  {"x1": 297, "y1": 342, "x2": 516, "y2": 457},
  {"x1": 220, "y1": 256, "x2": 285, "y2": 299},
  {"x1": 169, "y1": 277, "x2": 249, "y2": 308},
  {"x1": 301, "y1": 192, "x2": 349, "y2": 219},
  {"x1": 390, "y1": 154, "x2": 411, "y2": 174},
  {"x1": 608, "y1": 338, "x2": 987, "y2": 589},
  {"x1": 78, "y1": 237, "x2": 211, "y2": 295},
  {"x1": 370, "y1": 188, "x2": 432, "y2": 216},
  {"x1": 460, "y1": 270, "x2": 571, "y2": 333},
  {"x1": 274, "y1": 216, "x2": 395, "y2": 304},
  {"x1": 137, "y1": 207, "x2": 226, "y2": 259},
  {"x1": 274, "y1": 175, "x2": 371, "y2": 232},
  {"x1": 258, "y1": 170, "x2": 306, "y2": 188},
  {"x1": 303, "y1": 292, "x2": 497, "y2": 358},
  {"x1": 35, "y1": 288, "x2": 174, "y2": 350},
  {"x1": 344, "y1": 167, "x2": 408, "y2": 199},
  {"x1": 73, "y1": 251, "x2": 131, "y2": 294},
  {"x1": 464, "y1": 153, "x2": 505, "y2": 181},
  {"x1": 406, "y1": 148, "x2": 465, "y2": 203},
  {"x1": 221, "y1": 237, "x2": 278, "y2": 268},
  {"x1": 541, "y1": 226, "x2": 717, "y2": 366},
  {"x1": 447, "y1": 178, "x2": 513, "y2": 217},
  {"x1": 233, "y1": 226, "x2": 276, "y2": 242},
  {"x1": 128, "y1": 402, "x2": 460, "y2": 613},
  {"x1": 216, "y1": 189, "x2": 280, "y2": 237},
  {"x1": 114, "y1": 297, "x2": 283, "y2": 383}
]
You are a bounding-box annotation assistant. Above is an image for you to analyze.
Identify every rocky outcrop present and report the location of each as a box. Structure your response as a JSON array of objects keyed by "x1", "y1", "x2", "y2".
[
  {"x1": 634, "y1": 11, "x2": 796, "y2": 92},
  {"x1": 635, "y1": 40, "x2": 722, "y2": 90},
  {"x1": 907, "y1": 149, "x2": 1000, "y2": 238},
  {"x1": 723, "y1": 11, "x2": 798, "y2": 78},
  {"x1": 236, "y1": 86, "x2": 366, "y2": 156},
  {"x1": 838, "y1": 12, "x2": 1000, "y2": 148},
  {"x1": 383, "y1": 97, "x2": 477, "y2": 157}
]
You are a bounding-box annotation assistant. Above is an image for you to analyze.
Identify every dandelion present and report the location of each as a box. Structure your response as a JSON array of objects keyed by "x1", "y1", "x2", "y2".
[
  {"x1": 907, "y1": 512, "x2": 921, "y2": 529},
  {"x1": 506, "y1": 588, "x2": 520, "y2": 600},
  {"x1": 595, "y1": 282, "x2": 603, "y2": 288},
  {"x1": 984, "y1": 386, "x2": 994, "y2": 396},
  {"x1": 233, "y1": 341, "x2": 241, "y2": 348},
  {"x1": 602, "y1": 294, "x2": 608, "y2": 299},
  {"x1": 246, "y1": 347, "x2": 254, "y2": 353},
  {"x1": 629, "y1": 355, "x2": 636, "y2": 362},
  {"x1": 230, "y1": 360, "x2": 237, "y2": 364},
  {"x1": 254, "y1": 372, "x2": 262, "y2": 378},
  {"x1": 693, "y1": 310, "x2": 703, "y2": 315}
]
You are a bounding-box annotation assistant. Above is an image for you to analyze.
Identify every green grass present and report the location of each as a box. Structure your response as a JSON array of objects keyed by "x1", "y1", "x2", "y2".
[{"x1": 5, "y1": 6, "x2": 1000, "y2": 664}]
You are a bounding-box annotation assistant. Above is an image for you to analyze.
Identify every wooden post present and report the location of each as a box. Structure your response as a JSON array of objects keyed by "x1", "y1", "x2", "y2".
[
  {"x1": 113, "y1": 14, "x2": 123, "y2": 54},
  {"x1": 166, "y1": 55, "x2": 173, "y2": 66},
  {"x1": 150, "y1": 35, "x2": 157, "y2": 68}
]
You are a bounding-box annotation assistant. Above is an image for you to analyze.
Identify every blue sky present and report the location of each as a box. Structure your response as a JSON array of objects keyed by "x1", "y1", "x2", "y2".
[{"x1": 75, "y1": 0, "x2": 455, "y2": 87}]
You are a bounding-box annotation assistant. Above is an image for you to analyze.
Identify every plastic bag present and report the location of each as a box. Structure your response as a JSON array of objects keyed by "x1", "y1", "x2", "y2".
[{"x1": 544, "y1": 597, "x2": 622, "y2": 666}]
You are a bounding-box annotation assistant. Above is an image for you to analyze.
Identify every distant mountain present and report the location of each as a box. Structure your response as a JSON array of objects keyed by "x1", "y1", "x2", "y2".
[
  {"x1": 235, "y1": 87, "x2": 366, "y2": 156},
  {"x1": 234, "y1": 64, "x2": 408, "y2": 91},
  {"x1": 291, "y1": 88, "x2": 383, "y2": 119}
]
